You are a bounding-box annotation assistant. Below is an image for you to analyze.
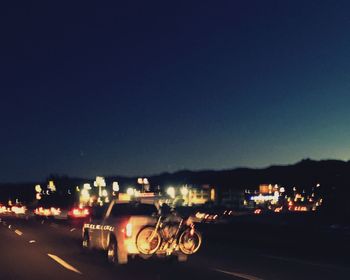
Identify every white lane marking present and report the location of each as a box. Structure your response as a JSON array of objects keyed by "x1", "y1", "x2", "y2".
[
  {"x1": 29, "y1": 240, "x2": 36, "y2": 244},
  {"x1": 70, "y1": 228, "x2": 76, "y2": 232},
  {"x1": 41, "y1": 220, "x2": 45, "y2": 224},
  {"x1": 261, "y1": 254, "x2": 350, "y2": 271},
  {"x1": 50, "y1": 223, "x2": 59, "y2": 229},
  {"x1": 8, "y1": 225, "x2": 12, "y2": 229},
  {"x1": 14, "y1": 230, "x2": 23, "y2": 236},
  {"x1": 213, "y1": 268, "x2": 263, "y2": 280},
  {"x1": 47, "y1": 254, "x2": 82, "y2": 275}
]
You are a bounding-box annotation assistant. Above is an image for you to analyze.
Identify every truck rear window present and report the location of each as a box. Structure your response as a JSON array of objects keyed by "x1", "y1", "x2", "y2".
[{"x1": 111, "y1": 203, "x2": 157, "y2": 217}]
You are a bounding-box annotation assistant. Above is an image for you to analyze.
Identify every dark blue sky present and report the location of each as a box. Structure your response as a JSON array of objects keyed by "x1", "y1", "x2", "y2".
[{"x1": 1, "y1": 1, "x2": 350, "y2": 182}]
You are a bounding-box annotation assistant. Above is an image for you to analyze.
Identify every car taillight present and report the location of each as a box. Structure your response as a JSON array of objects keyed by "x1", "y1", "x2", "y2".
[
  {"x1": 83, "y1": 209, "x2": 89, "y2": 216},
  {"x1": 72, "y1": 208, "x2": 80, "y2": 216},
  {"x1": 125, "y1": 222, "x2": 132, "y2": 238},
  {"x1": 71, "y1": 208, "x2": 89, "y2": 218},
  {"x1": 51, "y1": 207, "x2": 61, "y2": 216},
  {"x1": 35, "y1": 207, "x2": 43, "y2": 215}
]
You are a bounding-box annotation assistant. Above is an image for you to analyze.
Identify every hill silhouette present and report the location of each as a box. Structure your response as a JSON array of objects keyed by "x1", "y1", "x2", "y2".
[{"x1": 1, "y1": 159, "x2": 350, "y2": 214}]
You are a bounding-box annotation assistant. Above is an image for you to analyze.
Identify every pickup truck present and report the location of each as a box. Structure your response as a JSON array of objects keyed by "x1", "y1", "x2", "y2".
[{"x1": 82, "y1": 200, "x2": 188, "y2": 265}]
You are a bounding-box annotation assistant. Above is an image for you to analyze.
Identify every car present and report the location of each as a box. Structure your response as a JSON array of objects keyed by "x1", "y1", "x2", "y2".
[
  {"x1": 10, "y1": 204, "x2": 27, "y2": 215},
  {"x1": 34, "y1": 198, "x2": 66, "y2": 218},
  {"x1": 67, "y1": 205, "x2": 91, "y2": 220},
  {"x1": 0, "y1": 203, "x2": 10, "y2": 215},
  {"x1": 82, "y1": 200, "x2": 188, "y2": 265},
  {"x1": 34, "y1": 204, "x2": 61, "y2": 218},
  {"x1": 33, "y1": 194, "x2": 86, "y2": 221}
]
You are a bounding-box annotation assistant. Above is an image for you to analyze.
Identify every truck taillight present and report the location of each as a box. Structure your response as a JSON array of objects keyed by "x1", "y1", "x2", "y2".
[{"x1": 125, "y1": 222, "x2": 132, "y2": 238}]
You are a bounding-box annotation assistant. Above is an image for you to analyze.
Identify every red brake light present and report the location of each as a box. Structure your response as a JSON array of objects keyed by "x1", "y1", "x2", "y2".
[
  {"x1": 71, "y1": 207, "x2": 89, "y2": 218},
  {"x1": 72, "y1": 208, "x2": 80, "y2": 216}
]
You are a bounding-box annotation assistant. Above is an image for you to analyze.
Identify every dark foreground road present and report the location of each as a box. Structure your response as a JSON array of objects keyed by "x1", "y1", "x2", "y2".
[{"x1": 0, "y1": 216, "x2": 349, "y2": 280}]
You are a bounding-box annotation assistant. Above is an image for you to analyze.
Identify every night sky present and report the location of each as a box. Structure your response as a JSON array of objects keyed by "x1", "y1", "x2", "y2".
[{"x1": 2, "y1": 1, "x2": 350, "y2": 182}]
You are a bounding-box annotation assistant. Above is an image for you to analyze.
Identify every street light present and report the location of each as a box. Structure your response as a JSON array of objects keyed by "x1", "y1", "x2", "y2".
[
  {"x1": 113, "y1": 182, "x2": 120, "y2": 192},
  {"x1": 137, "y1": 178, "x2": 150, "y2": 192},
  {"x1": 95, "y1": 176, "x2": 106, "y2": 197},
  {"x1": 35, "y1": 185, "x2": 42, "y2": 193}
]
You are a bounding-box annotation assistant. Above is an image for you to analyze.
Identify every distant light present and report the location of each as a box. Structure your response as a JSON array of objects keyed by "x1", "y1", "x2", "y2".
[
  {"x1": 137, "y1": 178, "x2": 149, "y2": 185},
  {"x1": 95, "y1": 176, "x2": 106, "y2": 187},
  {"x1": 167, "y1": 187, "x2": 176, "y2": 199},
  {"x1": 48, "y1": 181, "x2": 56, "y2": 192},
  {"x1": 180, "y1": 187, "x2": 189, "y2": 196},
  {"x1": 254, "y1": 209, "x2": 262, "y2": 215},
  {"x1": 134, "y1": 190, "x2": 141, "y2": 197},
  {"x1": 101, "y1": 189, "x2": 108, "y2": 197},
  {"x1": 83, "y1": 184, "x2": 92, "y2": 190},
  {"x1": 97, "y1": 197, "x2": 103, "y2": 206},
  {"x1": 251, "y1": 193, "x2": 279, "y2": 203},
  {"x1": 81, "y1": 189, "x2": 90, "y2": 200},
  {"x1": 126, "y1": 187, "x2": 135, "y2": 196},
  {"x1": 211, "y1": 188, "x2": 216, "y2": 201},
  {"x1": 50, "y1": 207, "x2": 61, "y2": 216},
  {"x1": 195, "y1": 212, "x2": 205, "y2": 219},
  {"x1": 35, "y1": 185, "x2": 42, "y2": 193},
  {"x1": 112, "y1": 182, "x2": 120, "y2": 192}
]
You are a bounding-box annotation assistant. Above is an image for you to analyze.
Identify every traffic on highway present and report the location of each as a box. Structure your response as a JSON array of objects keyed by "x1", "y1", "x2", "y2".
[{"x1": 1, "y1": 183, "x2": 349, "y2": 280}]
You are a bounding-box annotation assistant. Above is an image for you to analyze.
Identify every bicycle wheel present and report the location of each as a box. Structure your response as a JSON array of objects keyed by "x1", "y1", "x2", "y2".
[
  {"x1": 179, "y1": 229, "x2": 202, "y2": 255},
  {"x1": 136, "y1": 226, "x2": 162, "y2": 255}
]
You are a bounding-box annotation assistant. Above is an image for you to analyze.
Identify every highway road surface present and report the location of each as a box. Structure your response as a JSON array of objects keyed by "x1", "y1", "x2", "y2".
[{"x1": 0, "y1": 216, "x2": 349, "y2": 280}]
